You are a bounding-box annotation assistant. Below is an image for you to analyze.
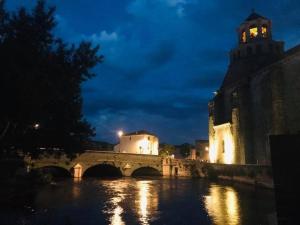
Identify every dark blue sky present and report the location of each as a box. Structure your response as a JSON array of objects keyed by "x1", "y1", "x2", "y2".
[{"x1": 6, "y1": 0, "x2": 300, "y2": 144}]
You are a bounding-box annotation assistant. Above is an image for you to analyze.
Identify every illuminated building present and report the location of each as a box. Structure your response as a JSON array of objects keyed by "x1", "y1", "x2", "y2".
[
  {"x1": 208, "y1": 11, "x2": 300, "y2": 165},
  {"x1": 114, "y1": 130, "x2": 159, "y2": 155}
]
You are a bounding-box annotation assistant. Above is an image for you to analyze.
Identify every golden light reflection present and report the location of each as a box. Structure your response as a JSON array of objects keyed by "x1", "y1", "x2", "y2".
[
  {"x1": 136, "y1": 181, "x2": 158, "y2": 225},
  {"x1": 204, "y1": 185, "x2": 240, "y2": 225},
  {"x1": 102, "y1": 181, "x2": 126, "y2": 225},
  {"x1": 72, "y1": 184, "x2": 81, "y2": 199},
  {"x1": 110, "y1": 199, "x2": 125, "y2": 225}
]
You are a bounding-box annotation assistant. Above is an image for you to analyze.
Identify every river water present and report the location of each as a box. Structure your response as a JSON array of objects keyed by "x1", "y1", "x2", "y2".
[{"x1": 0, "y1": 178, "x2": 277, "y2": 225}]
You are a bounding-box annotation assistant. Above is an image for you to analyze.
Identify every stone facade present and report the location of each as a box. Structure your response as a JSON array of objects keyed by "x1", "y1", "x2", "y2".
[
  {"x1": 114, "y1": 130, "x2": 159, "y2": 155},
  {"x1": 26, "y1": 151, "x2": 163, "y2": 178},
  {"x1": 209, "y1": 11, "x2": 300, "y2": 165},
  {"x1": 25, "y1": 151, "x2": 196, "y2": 178}
]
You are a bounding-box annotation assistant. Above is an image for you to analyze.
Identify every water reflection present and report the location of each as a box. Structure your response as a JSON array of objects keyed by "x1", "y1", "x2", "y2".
[
  {"x1": 136, "y1": 181, "x2": 158, "y2": 225},
  {"x1": 102, "y1": 181, "x2": 126, "y2": 225},
  {"x1": 1, "y1": 178, "x2": 275, "y2": 225},
  {"x1": 204, "y1": 185, "x2": 240, "y2": 225}
]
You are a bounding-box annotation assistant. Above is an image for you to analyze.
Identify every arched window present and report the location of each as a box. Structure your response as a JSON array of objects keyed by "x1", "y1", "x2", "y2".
[
  {"x1": 262, "y1": 25, "x2": 268, "y2": 38},
  {"x1": 241, "y1": 31, "x2": 246, "y2": 43},
  {"x1": 249, "y1": 25, "x2": 258, "y2": 38}
]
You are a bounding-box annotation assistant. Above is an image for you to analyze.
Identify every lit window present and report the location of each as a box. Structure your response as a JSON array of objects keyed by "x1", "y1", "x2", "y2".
[
  {"x1": 249, "y1": 27, "x2": 258, "y2": 38},
  {"x1": 262, "y1": 26, "x2": 267, "y2": 37},
  {"x1": 241, "y1": 31, "x2": 246, "y2": 43}
]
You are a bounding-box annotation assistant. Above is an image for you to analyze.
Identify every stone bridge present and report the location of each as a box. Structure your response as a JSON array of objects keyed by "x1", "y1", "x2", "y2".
[{"x1": 25, "y1": 151, "x2": 198, "y2": 178}]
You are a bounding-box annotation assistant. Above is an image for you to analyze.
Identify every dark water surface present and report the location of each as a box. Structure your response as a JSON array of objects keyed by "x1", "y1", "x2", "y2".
[{"x1": 0, "y1": 178, "x2": 276, "y2": 225}]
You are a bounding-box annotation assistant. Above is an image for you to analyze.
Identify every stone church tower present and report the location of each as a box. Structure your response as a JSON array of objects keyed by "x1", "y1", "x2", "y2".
[{"x1": 208, "y1": 11, "x2": 300, "y2": 165}]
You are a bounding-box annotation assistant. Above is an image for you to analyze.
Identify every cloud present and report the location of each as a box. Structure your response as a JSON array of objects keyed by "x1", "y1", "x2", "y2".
[
  {"x1": 9, "y1": 0, "x2": 300, "y2": 144},
  {"x1": 147, "y1": 41, "x2": 176, "y2": 67},
  {"x1": 87, "y1": 108, "x2": 208, "y2": 144},
  {"x1": 96, "y1": 30, "x2": 118, "y2": 42},
  {"x1": 164, "y1": 0, "x2": 187, "y2": 7}
]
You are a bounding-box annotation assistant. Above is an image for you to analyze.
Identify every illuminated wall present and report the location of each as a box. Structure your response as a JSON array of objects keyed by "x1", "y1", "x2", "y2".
[
  {"x1": 209, "y1": 123, "x2": 235, "y2": 164},
  {"x1": 114, "y1": 134, "x2": 159, "y2": 155}
]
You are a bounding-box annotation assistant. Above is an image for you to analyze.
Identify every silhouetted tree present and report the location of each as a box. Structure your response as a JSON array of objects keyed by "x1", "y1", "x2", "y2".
[
  {"x1": 159, "y1": 143, "x2": 175, "y2": 156},
  {"x1": 179, "y1": 143, "x2": 192, "y2": 157},
  {"x1": 0, "y1": 1, "x2": 103, "y2": 157}
]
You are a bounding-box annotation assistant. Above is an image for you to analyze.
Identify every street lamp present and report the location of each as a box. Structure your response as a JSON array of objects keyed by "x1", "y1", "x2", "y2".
[
  {"x1": 33, "y1": 123, "x2": 40, "y2": 130},
  {"x1": 117, "y1": 130, "x2": 123, "y2": 138},
  {"x1": 117, "y1": 130, "x2": 123, "y2": 153}
]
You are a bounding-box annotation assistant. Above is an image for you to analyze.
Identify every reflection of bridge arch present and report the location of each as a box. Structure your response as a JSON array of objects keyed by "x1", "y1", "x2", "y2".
[
  {"x1": 32, "y1": 165, "x2": 72, "y2": 177},
  {"x1": 131, "y1": 166, "x2": 162, "y2": 177},
  {"x1": 83, "y1": 163, "x2": 122, "y2": 177}
]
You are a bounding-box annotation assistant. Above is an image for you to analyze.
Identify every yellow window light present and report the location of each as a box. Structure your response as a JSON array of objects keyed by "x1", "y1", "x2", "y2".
[
  {"x1": 262, "y1": 26, "x2": 267, "y2": 37},
  {"x1": 249, "y1": 27, "x2": 258, "y2": 38},
  {"x1": 241, "y1": 31, "x2": 246, "y2": 43}
]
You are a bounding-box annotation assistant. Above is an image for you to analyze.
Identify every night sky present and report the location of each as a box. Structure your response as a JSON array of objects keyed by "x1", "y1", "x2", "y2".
[{"x1": 6, "y1": 0, "x2": 300, "y2": 144}]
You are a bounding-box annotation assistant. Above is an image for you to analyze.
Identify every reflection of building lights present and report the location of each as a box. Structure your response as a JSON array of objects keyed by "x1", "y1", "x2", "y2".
[
  {"x1": 136, "y1": 181, "x2": 158, "y2": 225},
  {"x1": 204, "y1": 185, "x2": 240, "y2": 225},
  {"x1": 111, "y1": 204, "x2": 124, "y2": 225},
  {"x1": 102, "y1": 181, "x2": 126, "y2": 225},
  {"x1": 226, "y1": 187, "x2": 239, "y2": 219},
  {"x1": 140, "y1": 183, "x2": 148, "y2": 220}
]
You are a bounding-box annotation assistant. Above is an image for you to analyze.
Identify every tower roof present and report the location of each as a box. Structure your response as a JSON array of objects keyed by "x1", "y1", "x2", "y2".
[
  {"x1": 123, "y1": 130, "x2": 156, "y2": 136},
  {"x1": 245, "y1": 11, "x2": 267, "y2": 21}
]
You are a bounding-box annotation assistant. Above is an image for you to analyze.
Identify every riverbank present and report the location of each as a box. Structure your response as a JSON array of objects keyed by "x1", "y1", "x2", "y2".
[{"x1": 198, "y1": 162, "x2": 274, "y2": 189}]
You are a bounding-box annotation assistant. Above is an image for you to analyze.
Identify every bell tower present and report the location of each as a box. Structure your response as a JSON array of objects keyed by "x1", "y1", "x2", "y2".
[{"x1": 230, "y1": 10, "x2": 284, "y2": 62}]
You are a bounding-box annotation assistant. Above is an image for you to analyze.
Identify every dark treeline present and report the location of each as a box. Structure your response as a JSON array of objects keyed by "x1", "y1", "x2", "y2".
[{"x1": 0, "y1": 0, "x2": 103, "y2": 158}]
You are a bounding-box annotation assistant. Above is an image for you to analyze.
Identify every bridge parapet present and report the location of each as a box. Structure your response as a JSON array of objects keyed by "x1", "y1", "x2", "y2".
[{"x1": 25, "y1": 151, "x2": 165, "y2": 178}]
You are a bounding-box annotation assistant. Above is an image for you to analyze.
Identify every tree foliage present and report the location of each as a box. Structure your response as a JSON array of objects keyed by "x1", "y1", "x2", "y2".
[
  {"x1": 159, "y1": 143, "x2": 175, "y2": 156},
  {"x1": 179, "y1": 143, "x2": 192, "y2": 157},
  {"x1": 0, "y1": 1, "x2": 103, "y2": 157}
]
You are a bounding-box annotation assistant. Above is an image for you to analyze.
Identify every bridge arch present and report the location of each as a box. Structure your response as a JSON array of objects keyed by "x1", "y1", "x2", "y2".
[
  {"x1": 32, "y1": 165, "x2": 72, "y2": 178},
  {"x1": 83, "y1": 163, "x2": 122, "y2": 178},
  {"x1": 131, "y1": 166, "x2": 162, "y2": 177}
]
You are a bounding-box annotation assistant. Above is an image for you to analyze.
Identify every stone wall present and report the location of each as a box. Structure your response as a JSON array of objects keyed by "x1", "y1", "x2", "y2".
[
  {"x1": 26, "y1": 151, "x2": 164, "y2": 178},
  {"x1": 199, "y1": 162, "x2": 274, "y2": 188}
]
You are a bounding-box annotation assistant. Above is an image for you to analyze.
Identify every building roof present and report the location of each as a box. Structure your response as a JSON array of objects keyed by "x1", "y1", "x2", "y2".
[
  {"x1": 245, "y1": 11, "x2": 268, "y2": 21},
  {"x1": 123, "y1": 130, "x2": 156, "y2": 136}
]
